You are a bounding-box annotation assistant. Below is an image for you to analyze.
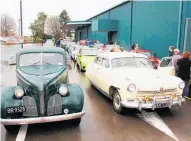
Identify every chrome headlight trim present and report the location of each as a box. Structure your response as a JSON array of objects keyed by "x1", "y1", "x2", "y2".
[
  {"x1": 59, "y1": 85, "x2": 68, "y2": 96},
  {"x1": 127, "y1": 84, "x2": 136, "y2": 92},
  {"x1": 179, "y1": 82, "x2": 185, "y2": 89},
  {"x1": 14, "y1": 86, "x2": 24, "y2": 98}
]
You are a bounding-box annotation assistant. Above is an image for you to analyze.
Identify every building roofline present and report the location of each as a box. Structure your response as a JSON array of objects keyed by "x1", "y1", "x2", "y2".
[{"x1": 86, "y1": 0, "x2": 130, "y2": 21}]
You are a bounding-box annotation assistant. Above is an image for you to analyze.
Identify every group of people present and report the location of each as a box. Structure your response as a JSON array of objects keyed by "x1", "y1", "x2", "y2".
[
  {"x1": 110, "y1": 47, "x2": 124, "y2": 52},
  {"x1": 171, "y1": 46, "x2": 191, "y2": 98}
]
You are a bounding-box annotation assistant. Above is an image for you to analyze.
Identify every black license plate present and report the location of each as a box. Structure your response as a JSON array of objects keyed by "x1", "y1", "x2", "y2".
[
  {"x1": 155, "y1": 102, "x2": 170, "y2": 108},
  {"x1": 6, "y1": 106, "x2": 26, "y2": 114}
]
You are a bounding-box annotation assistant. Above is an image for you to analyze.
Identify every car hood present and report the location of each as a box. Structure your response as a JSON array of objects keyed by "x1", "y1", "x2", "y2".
[
  {"x1": 81, "y1": 56, "x2": 96, "y2": 64},
  {"x1": 113, "y1": 68, "x2": 182, "y2": 90},
  {"x1": 17, "y1": 66, "x2": 65, "y2": 89}
]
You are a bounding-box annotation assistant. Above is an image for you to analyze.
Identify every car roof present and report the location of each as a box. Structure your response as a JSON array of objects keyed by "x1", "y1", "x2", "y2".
[
  {"x1": 98, "y1": 52, "x2": 148, "y2": 59},
  {"x1": 17, "y1": 48, "x2": 65, "y2": 56}
]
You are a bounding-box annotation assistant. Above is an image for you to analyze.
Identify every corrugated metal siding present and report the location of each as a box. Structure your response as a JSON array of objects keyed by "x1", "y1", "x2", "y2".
[
  {"x1": 132, "y1": 1, "x2": 180, "y2": 59},
  {"x1": 110, "y1": 2, "x2": 131, "y2": 50},
  {"x1": 75, "y1": 1, "x2": 190, "y2": 58}
]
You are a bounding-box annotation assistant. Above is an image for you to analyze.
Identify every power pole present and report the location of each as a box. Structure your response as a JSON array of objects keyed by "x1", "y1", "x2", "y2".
[{"x1": 20, "y1": 0, "x2": 23, "y2": 48}]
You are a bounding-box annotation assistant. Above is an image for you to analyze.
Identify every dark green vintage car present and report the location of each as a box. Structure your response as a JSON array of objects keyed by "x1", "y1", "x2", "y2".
[{"x1": 1, "y1": 48, "x2": 85, "y2": 132}]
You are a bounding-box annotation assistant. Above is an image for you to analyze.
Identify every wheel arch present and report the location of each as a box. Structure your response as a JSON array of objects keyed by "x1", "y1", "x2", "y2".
[{"x1": 109, "y1": 86, "x2": 120, "y2": 99}]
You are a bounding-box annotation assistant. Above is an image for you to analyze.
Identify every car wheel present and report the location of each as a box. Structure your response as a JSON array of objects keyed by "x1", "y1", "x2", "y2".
[
  {"x1": 4, "y1": 125, "x2": 20, "y2": 132},
  {"x1": 113, "y1": 90, "x2": 124, "y2": 114},
  {"x1": 71, "y1": 118, "x2": 81, "y2": 126}
]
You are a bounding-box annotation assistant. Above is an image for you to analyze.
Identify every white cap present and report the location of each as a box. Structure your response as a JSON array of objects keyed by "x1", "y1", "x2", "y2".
[{"x1": 174, "y1": 49, "x2": 180, "y2": 53}]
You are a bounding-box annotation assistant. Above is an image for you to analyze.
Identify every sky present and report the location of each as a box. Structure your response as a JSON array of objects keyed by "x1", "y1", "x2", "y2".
[{"x1": 0, "y1": 0, "x2": 125, "y2": 36}]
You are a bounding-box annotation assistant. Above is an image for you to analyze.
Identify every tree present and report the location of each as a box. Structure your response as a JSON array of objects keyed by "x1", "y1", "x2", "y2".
[
  {"x1": 59, "y1": 10, "x2": 70, "y2": 25},
  {"x1": 45, "y1": 16, "x2": 63, "y2": 41},
  {"x1": 0, "y1": 14, "x2": 16, "y2": 37},
  {"x1": 28, "y1": 12, "x2": 47, "y2": 42},
  {"x1": 59, "y1": 10, "x2": 70, "y2": 38}
]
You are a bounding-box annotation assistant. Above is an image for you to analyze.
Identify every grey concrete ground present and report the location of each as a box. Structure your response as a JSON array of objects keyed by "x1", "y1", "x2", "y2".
[{"x1": 1, "y1": 44, "x2": 191, "y2": 141}]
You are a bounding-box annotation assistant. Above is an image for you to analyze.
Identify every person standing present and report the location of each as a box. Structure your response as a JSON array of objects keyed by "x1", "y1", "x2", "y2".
[
  {"x1": 172, "y1": 49, "x2": 182, "y2": 76},
  {"x1": 169, "y1": 46, "x2": 174, "y2": 56},
  {"x1": 177, "y1": 51, "x2": 191, "y2": 98},
  {"x1": 119, "y1": 47, "x2": 124, "y2": 52}
]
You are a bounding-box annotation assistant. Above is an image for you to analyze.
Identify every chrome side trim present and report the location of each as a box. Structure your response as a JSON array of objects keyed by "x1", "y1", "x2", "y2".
[
  {"x1": 39, "y1": 52, "x2": 45, "y2": 115},
  {"x1": 1, "y1": 112, "x2": 85, "y2": 125},
  {"x1": 39, "y1": 91, "x2": 45, "y2": 115}
]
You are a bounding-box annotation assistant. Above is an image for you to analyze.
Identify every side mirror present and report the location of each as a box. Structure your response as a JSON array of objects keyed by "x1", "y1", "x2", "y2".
[{"x1": 9, "y1": 55, "x2": 14, "y2": 59}]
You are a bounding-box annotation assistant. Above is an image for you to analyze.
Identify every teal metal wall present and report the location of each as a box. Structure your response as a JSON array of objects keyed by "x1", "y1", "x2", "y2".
[
  {"x1": 75, "y1": 1, "x2": 191, "y2": 58},
  {"x1": 110, "y1": 2, "x2": 131, "y2": 50},
  {"x1": 131, "y1": 1, "x2": 180, "y2": 58}
]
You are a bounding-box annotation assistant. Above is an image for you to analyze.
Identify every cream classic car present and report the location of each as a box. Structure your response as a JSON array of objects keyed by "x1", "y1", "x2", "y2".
[{"x1": 86, "y1": 52, "x2": 184, "y2": 114}]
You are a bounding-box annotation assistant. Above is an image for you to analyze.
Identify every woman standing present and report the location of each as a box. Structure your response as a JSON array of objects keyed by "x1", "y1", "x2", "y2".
[{"x1": 177, "y1": 51, "x2": 191, "y2": 98}]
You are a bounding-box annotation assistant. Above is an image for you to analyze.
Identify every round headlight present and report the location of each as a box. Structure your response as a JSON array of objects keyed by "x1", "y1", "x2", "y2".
[
  {"x1": 179, "y1": 82, "x2": 185, "y2": 89},
  {"x1": 128, "y1": 84, "x2": 136, "y2": 92},
  {"x1": 14, "y1": 87, "x2": 24, "y2": 98},
  {"x1": 59, "y1": 85, "x2": 68, "y2": 96}
]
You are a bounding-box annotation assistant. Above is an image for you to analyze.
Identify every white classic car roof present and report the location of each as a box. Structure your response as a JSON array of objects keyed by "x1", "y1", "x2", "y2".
[{"x1": 98, "y1": 52, "x2": 148, "y2": 59}]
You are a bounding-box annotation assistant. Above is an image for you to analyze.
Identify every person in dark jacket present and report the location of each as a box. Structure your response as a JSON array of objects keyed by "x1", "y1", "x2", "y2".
[
  {"x1": 177, "y1": 51, "x2": 191, "y2": 97},
  {"x1": 169, "y1": 46, "x2": 174, "y2": 56}
]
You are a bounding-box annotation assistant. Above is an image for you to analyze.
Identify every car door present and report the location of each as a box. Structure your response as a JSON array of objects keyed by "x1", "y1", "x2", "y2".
[
  {"x1": 90, "y1": 57, "x2": 102, "y2": 86},
  {"x1": 158, "y1": 57, "x2": 175, "y2": 76},
  {"x1": 76, "y1": 49, "x2": 82, "y2": 66},
  {"x1": 96, "y1": 57, "x2": 111, "y2": 94}
]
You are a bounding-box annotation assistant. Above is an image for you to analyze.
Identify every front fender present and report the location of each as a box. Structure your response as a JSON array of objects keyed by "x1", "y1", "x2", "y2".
[
  {"x1": 1, "y1": 86, "x2": 23, "y2": 118},
  {"x1": 61, "y1": 84, "x2": 84, "y2": 113}
]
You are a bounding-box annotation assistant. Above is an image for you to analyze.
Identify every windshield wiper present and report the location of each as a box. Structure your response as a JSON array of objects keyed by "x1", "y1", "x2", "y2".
[
  {"x1": 140, "y1": 61, "x2": 147, "y2": 66},
  {"x1": 29, "y1": 61, "x2": 53, "y2": 67}
]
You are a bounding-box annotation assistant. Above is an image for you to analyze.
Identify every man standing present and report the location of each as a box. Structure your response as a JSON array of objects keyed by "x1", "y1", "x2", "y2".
[
  {"x1": 172, "y1": 49, "x2": 182, "y2": 76},
  {"x1": 177, "y1": 51, "x2": 191, "y2": 98}
]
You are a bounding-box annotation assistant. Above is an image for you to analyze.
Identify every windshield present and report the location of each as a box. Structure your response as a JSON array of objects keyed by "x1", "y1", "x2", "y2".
[
  {"x1": 19, "y1": 53, "x2": 64, "y2": 67},
  {"x1": 80, "y1": 49, "x2": 99, "y2": 56},
  {"x1": 111, "y1": 57, "x2": 153, "y2": 68},
  {"x1": 160, "y1": 58, "x2": 172, "y2": 67},
  {"x1": 139, "y1": 51, "x2": 152, "y2": 57}
]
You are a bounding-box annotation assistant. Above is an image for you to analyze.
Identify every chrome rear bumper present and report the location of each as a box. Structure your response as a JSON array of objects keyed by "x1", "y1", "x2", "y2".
[
  {"x1": 121, "y1": 97, "x2": 182, "y2": 111},
  {"x1": 1, "y1": 112, "x2": 85, "y2": 125}
]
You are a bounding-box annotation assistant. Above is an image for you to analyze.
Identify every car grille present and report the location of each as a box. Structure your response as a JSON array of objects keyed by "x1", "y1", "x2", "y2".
[
  {"x1": 23, "y1": 96, "x2": 38, "y2": 117},
  {"x1": 47, "y1": 94, "x2": 62, "y2": 116},
  {"x1": 136, "y1": 88, "x2": 181, "y2": 98}
]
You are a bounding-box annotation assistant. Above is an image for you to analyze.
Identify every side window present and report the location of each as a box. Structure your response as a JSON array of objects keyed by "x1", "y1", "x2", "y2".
[
  {"x1": 102, "y1": 58, "x2": 109, "y2": 68},
  {"x1": 160, "y1": 58, "x2": 172, "y2": 67},
  {"x1": 94, "y1": 57, "x2": 102, "y2": 65}
]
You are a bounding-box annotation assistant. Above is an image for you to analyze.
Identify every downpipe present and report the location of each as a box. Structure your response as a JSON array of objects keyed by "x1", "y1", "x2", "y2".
[{"x1": 177, "y1": 0, "x2": 183, "y2": 49}]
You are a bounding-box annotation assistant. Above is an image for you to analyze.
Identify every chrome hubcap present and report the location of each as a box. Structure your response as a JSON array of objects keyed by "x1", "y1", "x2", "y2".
[{"x1": 114, "y1": 93, "x2": 121, "y2": 109}]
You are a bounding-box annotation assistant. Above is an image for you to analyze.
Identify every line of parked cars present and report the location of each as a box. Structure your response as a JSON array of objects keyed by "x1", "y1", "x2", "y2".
[
  {"x1": 0, "y1": 41, "x2": 186, "y2": 132},
  {"x1": 62, "y1": 42, "x2": 185, "y2": 113}
]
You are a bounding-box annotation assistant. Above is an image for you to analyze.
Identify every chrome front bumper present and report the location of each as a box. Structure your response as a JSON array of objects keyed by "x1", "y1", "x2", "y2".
[
  {"x1": 121, "y1": 97, "x2": 182, "y2": 111},
  {"x1": 1, "y1": 112, "x2": 85, "y2": 125}
]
